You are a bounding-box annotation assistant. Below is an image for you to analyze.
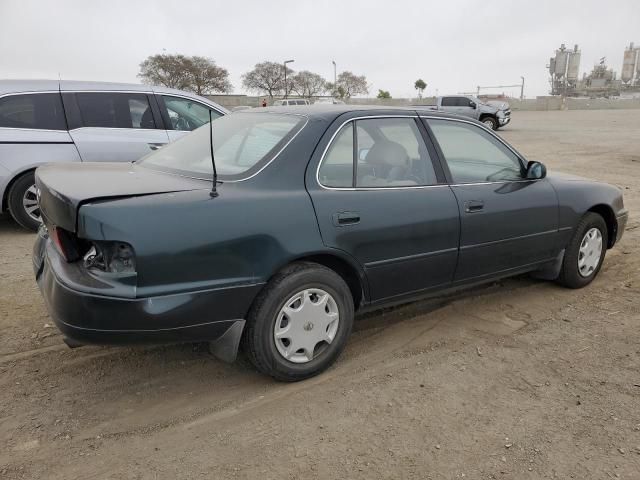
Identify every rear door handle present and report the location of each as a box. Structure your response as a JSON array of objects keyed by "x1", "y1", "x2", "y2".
[
  {"x1": 464, "y1": 200, "x2": 484, "y2": 213},
  {"x1": 333, "y1": 211, "x2": 360, "y2": 226},
  {"x1": 148, "y1": 142, "x2": 167, "y2": 151}
]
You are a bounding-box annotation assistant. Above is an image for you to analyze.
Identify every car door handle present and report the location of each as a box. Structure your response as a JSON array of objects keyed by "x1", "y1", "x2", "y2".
[
  {"x1": 148, "y1": 142, "x2": 167, "y2": 151},
  {"x1": 333, "y1": 212, "x2": 360, "y2": 226},
  {"x1": 464, "y1": 200, "x2": 484, "y2": 213}
]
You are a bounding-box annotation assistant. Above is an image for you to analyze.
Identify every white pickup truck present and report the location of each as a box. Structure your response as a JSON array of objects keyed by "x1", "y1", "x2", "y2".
[{"x1": 429, "y1": 95, "x2": 511, "y2": 130}]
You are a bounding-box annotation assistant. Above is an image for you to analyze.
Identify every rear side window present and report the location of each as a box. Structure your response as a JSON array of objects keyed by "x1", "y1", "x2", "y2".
[
  {"x1": 75, "y1": 93, "x2": 156, "y2": 129},
  {"x1": 318, "y1": 117, "x2": 438, "y2": 188},
  {"x1": 440, "y1": 97, "x2": 457, "y2": 107},
  {"x1": 162, "y1": 95, "x2": 220, "y2": 131},
  {"x1": 318, "y1": 123, "x2": 354, "y2": 188},
  {"x1": 0, "y1": 93, "x2": 66, "y2": 130}
]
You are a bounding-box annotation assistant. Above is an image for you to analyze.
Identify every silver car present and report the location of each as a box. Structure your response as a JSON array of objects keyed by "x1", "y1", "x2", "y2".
[{"x1": 0, "y1": 80, "x2": 227, "y2": 230}]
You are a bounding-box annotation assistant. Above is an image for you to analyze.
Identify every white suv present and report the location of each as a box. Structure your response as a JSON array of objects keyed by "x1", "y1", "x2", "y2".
[
  {"x1": 0, "y1": 80, "x2": 226, "y2": 230},
  {"x1": 273, "y1": 99, "x2": 310, "y2": 106}
]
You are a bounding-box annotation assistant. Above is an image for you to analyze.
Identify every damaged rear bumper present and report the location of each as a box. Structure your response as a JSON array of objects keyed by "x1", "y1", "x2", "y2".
[{"x1": 33, "y1": 233, "x2": 261, "y2": 362}]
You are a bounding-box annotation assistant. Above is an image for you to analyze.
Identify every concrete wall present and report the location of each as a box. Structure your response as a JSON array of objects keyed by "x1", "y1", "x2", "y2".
[{"x1": 207, "y1": 94, "x2": 640, "y2": 111}]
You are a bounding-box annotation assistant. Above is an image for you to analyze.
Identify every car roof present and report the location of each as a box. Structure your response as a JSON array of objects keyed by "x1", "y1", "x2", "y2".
[
  {"x1": 0, "y1": 79, "x2": 228, "y2": 112},
  {"x1": 248, "y1": 104, "x2": 476, "y2": 124}
]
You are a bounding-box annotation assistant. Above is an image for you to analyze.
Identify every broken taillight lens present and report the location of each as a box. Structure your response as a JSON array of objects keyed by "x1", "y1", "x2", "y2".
[
  {"x1": 50, "y1": 226, "x2": 82, "y2": 262},
  {"x1": 83, "y1": 241, "x2": 136, "y2": 273}
]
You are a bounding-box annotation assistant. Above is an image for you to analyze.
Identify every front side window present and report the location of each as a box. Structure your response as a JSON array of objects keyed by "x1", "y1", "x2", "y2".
[
  {"x1": 162, "y1": 96, "x2": 220, "y2": 131},
  {"x1": 427, "y1": 119, "x2": 523, "y2": 183},
  {"x1": 76, "y1": 93, "x2": 156, "y2": 129},
  {"x1": 0, "y1": 93, "x2": 66, "y2": 130},
  {"x1": 317, "y1": 117, "x2": 438, "y2": 188},
  {"x1": 140, "y1": 112, "x2": 305, "y2": 180}
]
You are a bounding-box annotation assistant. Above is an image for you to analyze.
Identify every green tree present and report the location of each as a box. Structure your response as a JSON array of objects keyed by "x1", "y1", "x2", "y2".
[
  {"x1": 138, "y1": 54, "x2": 232, "y2": 94},
  {"x1": 414, "y1": 79, "x2": 427, "y2": 98},
  {"x1": 331, "y1": 71, "x2": 368, "y2": 98},
  {"x1": 241, "y1": 61, "x2": 294, "y2": 99},
  {"x1": 377, "y1": 89, "x2": 391, "y2": 99},
  {"x1": 291, "y1": 71, "x2": 327, "y2": 98}
]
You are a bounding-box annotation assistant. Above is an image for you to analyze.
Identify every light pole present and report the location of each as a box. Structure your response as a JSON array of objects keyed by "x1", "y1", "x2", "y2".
[
  {"x1": 283, "y1": 59, "x2": 294, "y2": 98},
  {"x1": 332, "y1": 60, "x2": 337, "y2": 96},
  {"x1": 520, "y1": 76, "x2": 525, "y2": 100}
]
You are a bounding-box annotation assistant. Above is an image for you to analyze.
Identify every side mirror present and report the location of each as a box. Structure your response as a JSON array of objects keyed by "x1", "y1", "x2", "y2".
[
  {"x1": 469, "y1": 101, "x2": 477, "y2": 109},
  {"x1": 526, "y1": 161, "x2": 547, "y2": 180},
  {"x1": 359, "y1": 148, "x2": 370, "y2": 161}
]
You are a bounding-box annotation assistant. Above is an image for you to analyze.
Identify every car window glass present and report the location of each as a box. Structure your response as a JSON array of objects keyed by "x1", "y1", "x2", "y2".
[
  {"x1": 76, "y1": 93, "x2": 156, "y2": 129},
  {"x1": 441, "y1": 97, "x2": 456, "y2": 107},
  {"x1": 457, "y1": 97, "x2": 471, "y2": 107},
  {"x1": 427, "y1": 119, "x2": 523, "y2": 183},
  {"x1": 141, "y1": 113, "x2": 304, "y2": 180},
  {"x1": 162, "y1": 96, "x2": 220, "y2": 131},
  {"x1": 356, "y1": 118, "x2": 437, "y2": 188},
  {"x1": 318, "y1": 123, "x2": 353, "y2": 188},
  {"x1": 0, "y1": 93, "x2": 66, "y2": 130}
]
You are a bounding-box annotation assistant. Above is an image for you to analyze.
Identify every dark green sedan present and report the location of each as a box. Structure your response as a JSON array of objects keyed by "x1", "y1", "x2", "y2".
[{"x1": 33, "y1": 106, "x2": 628, "y2": 381}]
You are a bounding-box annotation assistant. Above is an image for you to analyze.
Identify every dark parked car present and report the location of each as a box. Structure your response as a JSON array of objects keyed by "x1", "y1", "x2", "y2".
[{"x1": 33, "y1": 106, "x2": 628, "y2": 381}]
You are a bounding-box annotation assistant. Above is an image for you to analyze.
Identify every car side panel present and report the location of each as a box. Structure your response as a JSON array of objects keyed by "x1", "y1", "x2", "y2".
[
  {"x1": 77, "y1": 184, "x2": 328, "y2": 301},
  {"x1": 0, "y1": 129, "x2": 81, "y2": 210},
  {"x1": 546, "y1": 174, "x2": 626, "y2": 246}
]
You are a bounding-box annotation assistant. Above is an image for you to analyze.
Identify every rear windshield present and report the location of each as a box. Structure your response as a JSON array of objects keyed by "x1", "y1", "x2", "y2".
[{"x1": 140, "y1": 112, "x2": 305, "y2": 180}]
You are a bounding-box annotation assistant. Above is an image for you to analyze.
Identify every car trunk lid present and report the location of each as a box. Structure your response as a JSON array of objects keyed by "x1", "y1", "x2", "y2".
[{"x1": 35, "y1": 162, "x2": 208, "y2": 233}]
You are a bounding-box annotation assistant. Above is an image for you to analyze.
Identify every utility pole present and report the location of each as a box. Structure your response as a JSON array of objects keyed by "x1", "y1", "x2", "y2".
[
  {"x1": 520, "y1": 76, "x2": 525, "y2": 100},
  {"x1": 332, "y1": 60, "x2": 337, "y2": 96},
  {"x1": 284, "y1": 59, "x2": 294, "y2": 98}
]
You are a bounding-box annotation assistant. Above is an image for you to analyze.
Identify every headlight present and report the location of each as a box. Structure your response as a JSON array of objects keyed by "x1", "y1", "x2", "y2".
[{"x1": 84, "y1": 241, "x2": 136, "y2": 273}]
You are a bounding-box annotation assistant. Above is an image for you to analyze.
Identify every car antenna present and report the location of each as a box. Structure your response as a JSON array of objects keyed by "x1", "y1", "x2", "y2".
[{"x1": 208, "y1": 109, "x2": 219, "y2": 198}]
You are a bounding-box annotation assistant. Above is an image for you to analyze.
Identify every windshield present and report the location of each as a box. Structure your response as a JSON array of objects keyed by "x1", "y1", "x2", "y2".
[{"x1": 140, "y1": 112, "x2": 305, "y2": 180}]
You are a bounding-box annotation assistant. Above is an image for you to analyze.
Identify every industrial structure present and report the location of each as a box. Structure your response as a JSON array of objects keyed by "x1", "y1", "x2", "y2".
[
  {"x1": 622, "y1": 42, "x2": 640, "y2": 87},
  {"x1": 548, "y1": 42, "x2": 640, "y2": 97}
]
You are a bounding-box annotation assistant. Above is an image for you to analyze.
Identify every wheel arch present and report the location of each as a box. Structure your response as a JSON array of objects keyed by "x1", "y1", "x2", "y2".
[
  {"x1": 587, "y1": 204, "x2": 617, "y2": 248},
  {"x1": 266, "y1": 252, "x2": 368, "y2": 311}
]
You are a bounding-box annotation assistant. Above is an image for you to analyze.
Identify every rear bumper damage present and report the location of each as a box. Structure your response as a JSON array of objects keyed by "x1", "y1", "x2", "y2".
[{"x1": 33, "y1": 233, "x2": 261, "y2": 362}]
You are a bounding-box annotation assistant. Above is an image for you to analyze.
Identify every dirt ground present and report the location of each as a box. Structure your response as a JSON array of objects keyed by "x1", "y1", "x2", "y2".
[{"x1": 1, "y1": 109, "x2": 639, "y2": 479}]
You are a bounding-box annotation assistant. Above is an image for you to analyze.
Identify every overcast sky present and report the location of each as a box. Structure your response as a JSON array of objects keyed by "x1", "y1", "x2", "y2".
[{"x1": 1, "y1": 0, "x2": 639, "y2": 98}]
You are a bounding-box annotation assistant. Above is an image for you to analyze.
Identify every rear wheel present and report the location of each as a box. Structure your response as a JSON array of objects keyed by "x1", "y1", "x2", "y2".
[
  {"x1": 557, "y1": 212, "x2": 608, "y2": 289},
  {"x1": 242, "y1": 262, "x2": 354, "y2": 381},
  {"x1": 7, "y1": 171, "x2": 41, "y2": 231}
]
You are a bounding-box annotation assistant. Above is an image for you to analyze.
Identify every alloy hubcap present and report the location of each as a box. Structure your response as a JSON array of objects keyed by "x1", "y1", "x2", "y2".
[
  {"x1": 274, "y1": 288, "x2": 340, "y2": 364},
  {"x1": 483, "y1": 119, "x2": 494, "y2": 127},
  {"x1": 578, "y1": 227, "x2": 603, "y2": 277},
  {"x1": 22, "y1": 184, "x2": 41, "y2": 223}
]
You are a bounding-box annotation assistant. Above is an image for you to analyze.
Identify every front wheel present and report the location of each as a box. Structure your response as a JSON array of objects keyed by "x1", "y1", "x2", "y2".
[
  {"x1": 481, "y1": 116, "x2": 498, "y2": 130},
  {"x1": 557, "y1": 212, "x2": 608, "y2": 289},
  {"x1": 7, "y1": 171, "x2": 41, "y2": 231},
  {"x1": 242, "y1": 262, "x2": 354, "y2": 381}
]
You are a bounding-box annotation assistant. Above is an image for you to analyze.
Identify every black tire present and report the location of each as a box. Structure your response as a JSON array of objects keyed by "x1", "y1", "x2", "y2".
[
  {"x1": 557, "y1": 212, "x2": 608, "y2": 289},
  {"x1": 481, "y1": 116, "x2": 498, "y2": 130},
  {"x1": 7, "y1": 171, "x2": 41, "y2": 232},
  {"x1": 242, "y1": 261, "x2": 354, "y2": 382}
]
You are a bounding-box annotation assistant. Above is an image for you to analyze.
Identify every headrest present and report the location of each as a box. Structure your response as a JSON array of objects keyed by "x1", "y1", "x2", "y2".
[{"x1": 364, "y1": 141, "x2": 409, "y2": 167}]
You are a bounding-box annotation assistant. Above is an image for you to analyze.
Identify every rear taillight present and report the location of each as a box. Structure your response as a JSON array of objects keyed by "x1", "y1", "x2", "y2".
[
  {"x1": 50, "y1": 226, "x2": 82, "y2": 262},
  {"x1": 84, "y1": 241, "x2": 136, "y2": 273}
]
